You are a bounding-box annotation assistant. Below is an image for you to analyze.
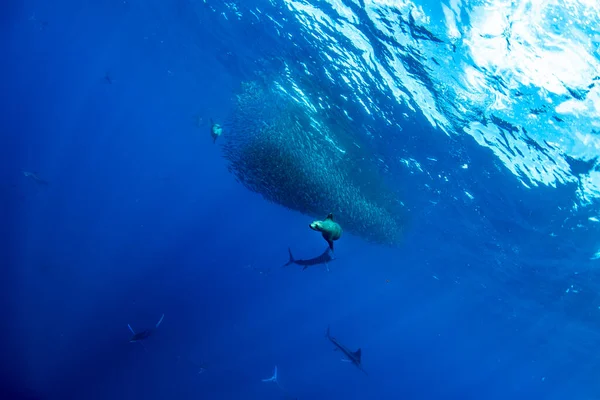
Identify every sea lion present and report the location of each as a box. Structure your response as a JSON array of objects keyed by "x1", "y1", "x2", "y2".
[
  {"x1": 210, "y1": 119, "x2": 223, "y2": 143},
  {"x1": 310, "y1": 213, "x2": 342, "y2": 251}
]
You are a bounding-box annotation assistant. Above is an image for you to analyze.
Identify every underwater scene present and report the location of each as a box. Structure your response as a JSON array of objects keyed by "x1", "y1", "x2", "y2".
[{"x1": 3, "y1": 0, "x2": 600, "y2": 399}]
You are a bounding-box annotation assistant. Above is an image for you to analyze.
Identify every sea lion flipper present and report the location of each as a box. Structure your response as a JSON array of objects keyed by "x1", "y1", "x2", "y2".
[
  {"x1": 328, "y1": 239, "x2": 334, "y2": 251},
  {"x1": 326, "y1": 213, "x2": 334, "y2": 221}
]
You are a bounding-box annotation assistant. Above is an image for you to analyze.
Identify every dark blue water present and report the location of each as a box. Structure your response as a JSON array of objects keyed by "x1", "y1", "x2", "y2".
[{"x1": 2, "y1": 1, "x2": 600, "y2": 399}]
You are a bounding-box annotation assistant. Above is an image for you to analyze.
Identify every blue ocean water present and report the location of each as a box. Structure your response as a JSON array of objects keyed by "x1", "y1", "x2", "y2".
[{"x1": 2, "y1": 0, "x2": 600, "y2": 399}]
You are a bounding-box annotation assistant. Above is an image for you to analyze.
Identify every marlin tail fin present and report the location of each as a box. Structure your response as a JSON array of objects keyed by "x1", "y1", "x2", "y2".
[
  {"x1": 262, "y1": 365, "x2": 278, "y2": 384},
  {"x1": 353, "y1": 348, "x2": 362, "y2": 363},
  {"x1": 283, "y1": 248, "x2": 294, "y2": 266}
]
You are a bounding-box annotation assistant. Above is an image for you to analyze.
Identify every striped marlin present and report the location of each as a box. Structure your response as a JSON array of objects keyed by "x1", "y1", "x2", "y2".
[
  {"x1": 283, "y1": 247, "x2": 335, "y2": 271},
  {"x1": 326, "y1": 326, "x2": 368, "y2": 376},
  {"x1": 22, "y1": 170, "x2": 48, "y2": 185},
  {"x1": 127, "y1": 314, "x2": 164, "y2": 351}
]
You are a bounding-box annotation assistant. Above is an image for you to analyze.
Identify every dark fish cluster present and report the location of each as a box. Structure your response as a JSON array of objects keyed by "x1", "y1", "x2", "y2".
[{"x1": 222, "y1": 80, "x2": 405, "y2": 247}]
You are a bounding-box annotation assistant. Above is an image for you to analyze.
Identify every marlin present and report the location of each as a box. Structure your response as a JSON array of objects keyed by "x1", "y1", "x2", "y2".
[
  {"x1": 262, "y1": 366, "x2": 298, "y2": 399},
  {"x1": 283, "y1": 247, "x2": 335, "y2": 271},
  {"x1": 22, "y1": 171, "x2": 48, "y2": 185},
  {"x1": 261, "y1": 365, "x2": 280, "y2": 387},
  {"x1": 326, "y1": 326, "x2": 367, "y2": 376},
  {"x1": 127, "y1": 314, "x2": 164, "y2": 350}
]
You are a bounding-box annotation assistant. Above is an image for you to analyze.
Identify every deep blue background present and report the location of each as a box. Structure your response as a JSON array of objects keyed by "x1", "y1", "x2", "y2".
[{"x1": 2, "y1": 1, "x2": 600, "y2": 399}]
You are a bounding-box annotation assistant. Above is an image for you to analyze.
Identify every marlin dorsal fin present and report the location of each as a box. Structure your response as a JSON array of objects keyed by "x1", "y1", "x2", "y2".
[{"x1": 326, "y1": 213, "x2": 334, "y2": 221}]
